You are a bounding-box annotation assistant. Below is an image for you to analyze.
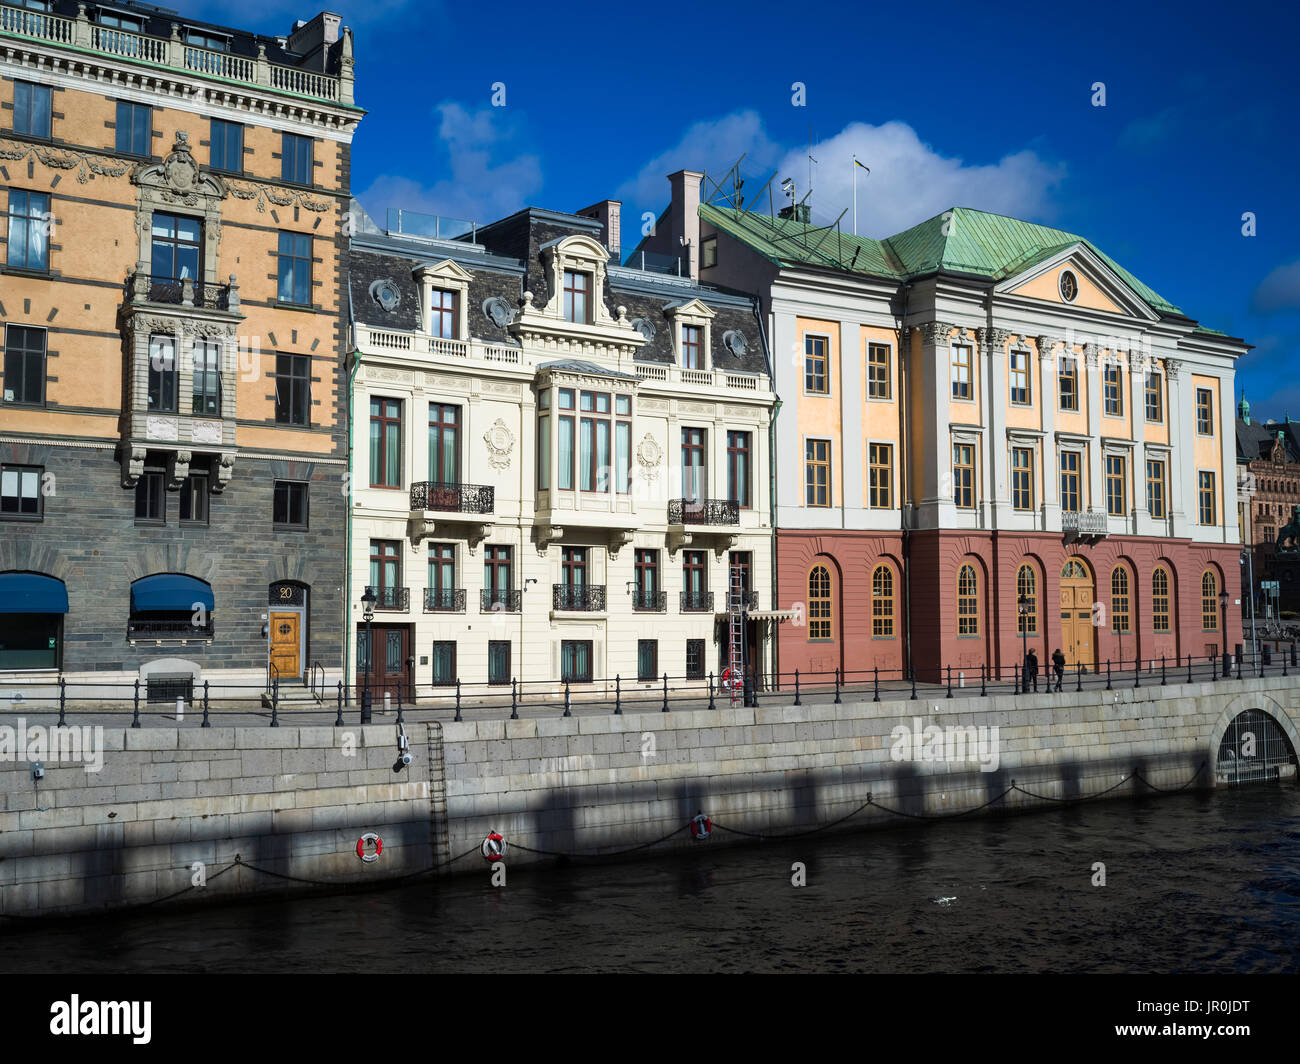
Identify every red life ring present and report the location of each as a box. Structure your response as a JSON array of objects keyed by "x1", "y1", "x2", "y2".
[
  {"x1": 721, "y1": 668, "x2": 740, "y2": 690},
  {"x1": 690, "y1": 813, "x2": 712, "y2": 840},
  {"x1": 356, "y1": 833, "x2": 383, "y2": 862},
  {"x1": 481, "y1": 832, "x2": 506, "y2": 862}
]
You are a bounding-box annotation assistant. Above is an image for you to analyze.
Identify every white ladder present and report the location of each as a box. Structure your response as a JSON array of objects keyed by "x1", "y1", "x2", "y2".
[{"x1": 728, "y1": 563, "x2": 745, "y2": 706}]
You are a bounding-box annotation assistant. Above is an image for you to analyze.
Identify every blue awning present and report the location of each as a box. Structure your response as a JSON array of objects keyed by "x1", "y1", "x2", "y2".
[
  {"x1": 130, "y1": 574, "x2": 215, "y2": 613},
  {"x1": 0, "y1": 572, "x2": 69, "y2": 614}
]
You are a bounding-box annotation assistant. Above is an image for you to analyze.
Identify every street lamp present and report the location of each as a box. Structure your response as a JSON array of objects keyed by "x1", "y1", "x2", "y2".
[
  {"x1": 361, "y1": 585, "x2": 376, "y2": 723},
  {"x1": 1018, "y1": 594, "x2": 1030, "y2": 692},
  {"x1": 1219, "y1": 588, "x2": 1230, "y2": 678}
]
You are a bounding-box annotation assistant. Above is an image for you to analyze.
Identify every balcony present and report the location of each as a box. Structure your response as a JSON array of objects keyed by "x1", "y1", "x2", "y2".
[
  {"x1": 0, "y1": 6, "x2": 354, "y2": 106},
  {"x1": 480, "y1": 589, "x2": 522, "y2": 613},
  {"x1": 423, "y1": 588, "x2": 466, "y2": 613},
  {"x1": 632, "y1": 589, "x2": 667, "y2": 612},
  {"x1": 681, "y1": 590, "x2": 715, "y2": 613},
  {"x1": 721, "y1": 589, "x2": 759, "y2": 610},
  {"x1": 408, "y1": 482, "x2": 495, "y2": 551},
  {"x1": 553, "y1": 584, "x2": 607, "y2": 612},
  {"x1": 1063, "y1": 509, "x2": 1108, "y2": 540},
  {"x1": 373, "y1": 586, "x2": 410, "y2": 612},
  {"x1": 127, "y1": 274, "x2": 236, "y2": 312},
  {"x1": 668, "y1": 499, "x2": 740, "y2": 526}
]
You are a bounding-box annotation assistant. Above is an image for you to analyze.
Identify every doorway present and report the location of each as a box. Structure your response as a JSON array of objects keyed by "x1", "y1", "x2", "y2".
[
  {"x1": 267, "y1": 582, "x2": 307, "y2": 682},
  {"x1": 357, "y1": 624, "x2": 412, "y2": 703},
  {"x1": 1058, "y1": 558, "x2": 1096, "y2": 668}
]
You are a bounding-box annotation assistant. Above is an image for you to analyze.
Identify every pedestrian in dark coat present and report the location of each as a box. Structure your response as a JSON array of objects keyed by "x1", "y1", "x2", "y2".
[
  {"x1": 1025, "y1": 649, "x2": 1040, "y2": 692},
  {"x1": 1051, "y1": 648, "x2": 1066, "y2": 691}
]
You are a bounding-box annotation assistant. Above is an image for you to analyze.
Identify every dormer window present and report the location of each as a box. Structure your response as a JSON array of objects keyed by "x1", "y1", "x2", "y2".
[
  {"x1": 186, "y1": 30, "x2": 231, "y2": 52},
  {"x1": 430, "y1": 289, "x2": 458, "y2": 339},
  {"x1": 682, "y1": 326, "x2": 702, "y2": 370},
  {"x1": 563, "y1": 270, "x2": 591, "y2": 324},
  {"x1": 665, "y1": 299, "x2": 715, "y2": 371},
  {"x1": 414, "y1": 259, "x2": 473, "y2": 343}
]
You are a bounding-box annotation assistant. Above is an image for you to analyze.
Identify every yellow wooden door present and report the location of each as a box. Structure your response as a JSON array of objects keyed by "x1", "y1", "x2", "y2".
[
  {"x1": 269, "y1": 613, "x2": 300, "y2": 679},
  {"x1": 1059, "y1": 561, "x2": 1095, "y2": 667}
]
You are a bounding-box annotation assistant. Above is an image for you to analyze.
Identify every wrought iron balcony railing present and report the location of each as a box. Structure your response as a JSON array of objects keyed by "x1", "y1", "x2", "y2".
[
  {"x1": 127, "y1": 273, "x2": 234, "y2": 311},
  {"x1": 372, "y1": 586, "x2": 410, "y2": 611},
  {"x1": 480, "y1": 589, "x2": 521, "y2": 613},
  {"x1": 423, "y1": 587, "x2": 466, "y2": 613},
  {"x1": 553, "y1": 584, "x2": 607, "y2": 611},
  {"x1": 667, "y1": 498, "x2": 740, "y2": 526},
  {"x1": 724, "y1": 589, "x2": 759, "y2": 610},
  {"x1": 680, "y1": 590, "x2": 715, "y2": 612},
  {"x1": 127, "y1": 618, "x2": 215, "y2": 639},
  {"x1": 631, "y1": 589, "x2": 668, "y2": 612},
  {"x1": 410, "y1": 481, "x2": 495, "y2": 514}
]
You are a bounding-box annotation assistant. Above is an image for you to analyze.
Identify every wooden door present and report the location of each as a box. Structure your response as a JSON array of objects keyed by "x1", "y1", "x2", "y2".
[
  {"x1": 357, "y1": 625, "x2": 411, "y2": 703},
  {"x1": 1058, "y1": 559, "x2": 1095, "y2": 667},
  {"x1": 269, "y1": 612, "x2": 300, "y2": 679}
]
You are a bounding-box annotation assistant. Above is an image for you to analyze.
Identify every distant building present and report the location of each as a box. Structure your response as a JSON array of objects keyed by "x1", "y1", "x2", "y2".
[{"x1": 1236, "y1": 401, "x2": 1300, "y2": 617}]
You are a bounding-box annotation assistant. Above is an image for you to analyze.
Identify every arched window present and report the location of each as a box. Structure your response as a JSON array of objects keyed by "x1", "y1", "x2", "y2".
[
  {"x1": 1202, "y1": 570, "x2": 1219, "y2": 631},
  {"x1": 871, "y1": 565, "x2": 894, "y2": 638},
  {"x1": 808, "y1": 565, "x2": 832, "y2": 641},
  {"x1": 1061, "y1": 559, "x2": 1088, "y2": 581},
  {"x1": 1152, "y1": 567, "x2": 1170, "y2": 632},
  {"x1": 1111, "y1": 567, "x2": 1130, "y2": 634},
  {"x1": 1016, "y1": 564, "x2": 1037, "y2": 634},
  {"x1": 957, "y1": 564, "x2": 979, "y2": 636}
]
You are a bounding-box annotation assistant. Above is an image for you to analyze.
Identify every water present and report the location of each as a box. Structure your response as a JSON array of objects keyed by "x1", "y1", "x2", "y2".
[{"x1": 3, "y1": 786, "x2": 1298, "y2": 974}]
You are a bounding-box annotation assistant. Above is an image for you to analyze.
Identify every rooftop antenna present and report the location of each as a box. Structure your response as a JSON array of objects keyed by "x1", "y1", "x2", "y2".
[{"x1": 852, "y1": 155, "x2": 870, "y2": 236}]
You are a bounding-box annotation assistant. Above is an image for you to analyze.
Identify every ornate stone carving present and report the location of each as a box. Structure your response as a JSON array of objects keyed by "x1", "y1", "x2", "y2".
[
  {"x1": 166, "y1": 450, "x2": 192, "y2": 490},
  {"x1": 212, "y1": 454, "x2": 235, "y2": 493},
  {"x1": 1036, "y1": 335, "x2": 1060, "y2": 359},
  {"x1": 0, "y1": 137, "x2": 131, "y2": 184},
  {"x1": 976, "y1": 326, "x2": 1011, "y2": 350},
  {"x1": 226, "y1": 179, "x2": 330, "y2": 213},
  {"x1": 146, "y1": 416, "x2": 178, "y2": 442},
  {"x1": 483, "y1": 418, "x2": 514, "y2": 471},
  {"x1": 636, "y1": 433, "x2": 663, "y2": 480},
  {"x1": 119, "y1": 444, "x2": 147, "y2": 488},
  {"x1": 722, "y1": 329, "x2": 749, "y2": 357},
  {"x1": 482, "y1": 296, "x2": 515, "y2": 328},
  {"x1": 1163, "y1": 357, "x2": 1182, "y2": 381},
  {"x1": 1083, "y1": 343, "x2": 1099, "y2": 368},
  {"x1": 919, "y1": 321, "x2": 954, "y2": 347},
  {"x1": 190, "y1": 420, "x2": 222, "y2": 444},
  {"x1": 369, "y1": 279, "x2": 401, "y2": 312},
  {"x1": 608, "y1": 529, "x2": 634, "y2": 559},
  {"x1": 630, "y1": 317, "x2": 657, "y2": 342}
]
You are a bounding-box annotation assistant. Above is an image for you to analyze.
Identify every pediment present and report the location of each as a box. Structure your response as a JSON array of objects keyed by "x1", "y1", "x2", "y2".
[
  {"x1": 664, "y1": 298, "x2": 716, "y2": 320},
  {"x1": 998, "y1": 244, "x2": 1158, "y2": 321},
  {"x1": 414, "y1": 258, "x2": 475, "y2": 283}
]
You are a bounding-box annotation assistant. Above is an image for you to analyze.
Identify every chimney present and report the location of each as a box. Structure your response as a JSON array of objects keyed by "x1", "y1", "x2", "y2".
[
  {"x1": 286, "y1": 12, "x2": 342, "y2": 58},
  {"x1": 668, "y1": 169, "x2": 703, "y2": 280},
  {"x1": 578, "y1": 200, "x2": 621, "y2": 260}
]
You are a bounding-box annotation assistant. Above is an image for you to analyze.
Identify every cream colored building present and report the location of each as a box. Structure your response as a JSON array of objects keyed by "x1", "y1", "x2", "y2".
[{"x1": 345, "y1": 194, "x2": 775, "y2": 700}]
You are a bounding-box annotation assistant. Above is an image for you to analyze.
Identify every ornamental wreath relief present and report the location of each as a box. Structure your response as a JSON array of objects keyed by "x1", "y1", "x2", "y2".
[
  {"x1": 636, "y1": 433, "x2": 663, "y2": 481},
  {"x1": 484, "y1": 418, "x2": 514, "y2": 470}
]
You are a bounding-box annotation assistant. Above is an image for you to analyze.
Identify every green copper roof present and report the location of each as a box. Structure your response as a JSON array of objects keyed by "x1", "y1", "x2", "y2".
[{"x1": 701, "y1": 203, "x2": 1187, "y2": 319}]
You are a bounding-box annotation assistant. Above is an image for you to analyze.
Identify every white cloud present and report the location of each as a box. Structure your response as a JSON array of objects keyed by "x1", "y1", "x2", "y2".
[
  {"x1": 355, "y1": 102, "x2": 543, "y2": 227},
  {"x1": 1252, "y1": 260, "x2": 1300, "y2": 314}
]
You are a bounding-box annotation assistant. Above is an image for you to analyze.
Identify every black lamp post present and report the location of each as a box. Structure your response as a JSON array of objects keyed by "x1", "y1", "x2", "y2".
[
  {"x1": 361, "y1": 585, "x2": 376, "y2": 723},
  {"x1": 1219, "y1": 588, "x2": 1230, "y2": 678},
  {"x1": 1018, "y1": 594, "x2": 1030, "y2": 692}
]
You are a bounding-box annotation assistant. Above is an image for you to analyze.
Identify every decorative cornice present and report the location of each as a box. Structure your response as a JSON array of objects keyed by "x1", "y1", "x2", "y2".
[{"x1": 226, "y1": 179, "x2": 331, "y2": 214}]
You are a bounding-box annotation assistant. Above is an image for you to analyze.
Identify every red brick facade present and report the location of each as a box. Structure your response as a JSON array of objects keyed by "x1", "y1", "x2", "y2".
[{"x1": 776, "y1": 530, "x2": 1244, "y2": 684}]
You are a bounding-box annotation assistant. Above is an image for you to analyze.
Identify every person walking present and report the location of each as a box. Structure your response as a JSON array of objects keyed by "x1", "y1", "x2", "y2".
[
  {"x1": 1051, "y1": 648, "x2": 1066, "y2": 692},
  {"x1": 1026, "y1": 648, "x2": 1040, "y2": 693}
]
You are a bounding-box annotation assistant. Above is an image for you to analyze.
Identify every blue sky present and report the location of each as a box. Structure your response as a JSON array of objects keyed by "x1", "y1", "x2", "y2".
[{"x1": 204, "y1": 0, "x2": 1299, "y2": 416}]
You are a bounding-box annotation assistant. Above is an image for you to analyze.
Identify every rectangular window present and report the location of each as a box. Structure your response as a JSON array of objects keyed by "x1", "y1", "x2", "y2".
[
  {"x1": 681, "y1": 325, "x2": 702, "y2": 369},
  {"x1": 1011, "y1": 446, "x2": 1033, "y2": 511},
  {"x1": 192, "y1": 340, "x2": 221, "y2": 416},
  {"x1": 1196, "y1": 388, "x2": 1214, "y2": 435},
  {"x1": 115, "y1": 101, "x2": 151, "y2": 157},
  {"x1": 150, "y1": 212, "x2": 201, "y2": 282},
  {"x1": 561, "y1": 546, "x2": 587, "y2": 590},
  {"x1": 274, "y1": 354, "x2": 311, "y2": 425},
  {"x1": 681, "y1": 426, "x2": 706, "y2": 502},
  {"x1": 1146, "y1": 460, "x2": 1166, "y2": 518},
  {"x1": 805, "y1": 439, "x2": 831, "y2": 507},
  {"x1": 1104, "y1": 363, "x2": 1123, "y2": 416},
  {"x1": 557, "y1": 411, "x2": 575, "y2": 490},
  {"x1": 868, "y1": 442, "x2": 892, "y2": 509},
  {"x1": 537, "y1": 414, "x2": 550, "y2": 490},
  {"x1": 12, "y1": 80, "x2": 51, "y2": 139},
  {"x1": 369, "y1": 397, "x2": 402, "y2": 488},
  {"x1": 135, "y1": 467, "x2": 165, "y2": 524},
  {"x1": 427, "y1": 542, "x2": 456, "y2": 610},
  {"x1": 1145, "y1": 372, "x2": 1163, "y2": 422},
  {"x1": 0, "y1": 463, "x2": 42, "y2": 519},
  {"x1": 370, "y1": 540, "x2": 402, "y2": 606},
  {"x1": 1152, "y1": 571, "x2": 1170, "y2": 633},
  {"x1": 209, "y1": 118, "x2": 244, "y2": 173},
  {"x1": 1058, "y1": 356, "x2": 1078, "y2": 411},
  {"x1": 616, "y1": 419, "x2": 631, "y2": 495},
  {"x1": 147, "y1": 335, "x2": 177, "y2": 413},
  {"x1": 951, "y1": 345, "x2": 972, "y2": 400},
  {"x1": 1009, "y1": 349, "x2": 1031, "y2": 405},
  {"x1": 273, "y1": 481, "x2": 308, "y2": 528},
  {"x1": 578, "y1": 390, "x2": 614, "y2": 493},
  {"x1": 2, "y1": 324, "x2": 45, "y2": 406},
  {"x1": 178, "y1": 470, "x2": 208, "y2": 525},
  {"x1": 428, "y1": 403, "x2": 460, "y2": 485},
  {"x1": 637, "y1": 640, "x2": 657, "y2": 682},
  {"x1": 431, "y1": 641, "x2": 457, "y2": 686},
  {"x1": 804, "y1": 335, "x2": 828, "y2": 394},
  {"x1": 1199, "y1": 471, "x2": 1217, "y2": 525},
  {"x1": 277, "y1": 231, "x2": 312, "y2": 306},
  {"x1": 727, "y1": 430, "x2": 751, "y2": 508},
  {"x1": 6, "y1": 189, "x2": 50, "y2": 271},
  {"x1": 430, "y1": 289, "x2": 458, "y2": 339},
  {"x1": 561, "y1": 640, "x2": 593, "y2": 683},
  {"x1": 1106, "y1": 455, "x2": 1126, "y2": 516},
  {"x1": 682, "y1": 549, "x2": 707, "y2": 609},
  {"x1": 685, "y1": 638, "x2": 705, "y2": 680},
  {"x1": 867, "y1": 343, "x2": 891, "y2": 400},
  {"x1": 1060, "y1": 451, "x2": 1081, "y2": 513},
  {"x1": 482, "y1": 546, "x2": 512, "y2": 610},
  {"x1": 634, "y1": 548, "x2": 659, "y2": 610},
  {"x1": 281, "y1": 132, "x2": 313, "y2": 186},
  {"x1": 563, "y1": 270, "x2": 590, "y2": 324},
  {"x1": 488, "y1": 640, "x2": 511, "y2": 685},
  {"x1": 953, "y1": 443, "x2": 975, "y2": 509}
]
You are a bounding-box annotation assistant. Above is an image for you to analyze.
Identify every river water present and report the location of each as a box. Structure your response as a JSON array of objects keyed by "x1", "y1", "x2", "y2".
[{"x1": 2, "y1": 785, "x2": 1298, "y2": 974}]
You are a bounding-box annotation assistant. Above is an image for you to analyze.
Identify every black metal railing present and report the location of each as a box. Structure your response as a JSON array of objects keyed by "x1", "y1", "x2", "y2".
[
  {"x1": 424, "y1": 587, "x2": 466, "y2": 612},
  {"x1": 373, "y1": 586, "x2": 410, "y2": 611},
  {"x1": 553, "y1": 584, "x2": 606, "y2": 611},
  {"x1": 631, "y1": 589, "x2": 667, "y2": 612},
  {"x1": 480, "y1": 588, "x2": 522, "y2": 613},
  {"x1": 680, "y1": 590, "x2": 715, "y2": 612},
  {"x1": 667, "y1": 498, "x2": 740, "y2": 525},
  {"x1": 725, "y1": 589, "x2": 758, "y2": 609},
  {"x1": 130, "y1": 273, "x2": 232, "y2": 310},
  {"x1": 410, "y1": 481, "x2": 495, "y2": 514},
  {"x1": 127, "y1": 618, "x2": 215, "y2": 639}
]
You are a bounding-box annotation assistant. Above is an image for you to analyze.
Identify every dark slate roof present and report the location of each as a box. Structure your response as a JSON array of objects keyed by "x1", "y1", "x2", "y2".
[
  {"x1": 348, "y1": 249, "x2": 423, "y2": 332},
  {"x1": 537, "y1": 360, "x2": 639, "y2": 380},
  {"x1": 1238, "y1": 418, "x2": 1300, "y2": 463}
]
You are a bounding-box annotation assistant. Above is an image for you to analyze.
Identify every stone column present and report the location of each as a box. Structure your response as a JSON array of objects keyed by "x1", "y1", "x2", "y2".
[
  {"x1": 979, "y1": 325, "x2": 1011, "y2": 528},
  {"x1": 1166, "y1": 357, "x2": 1189, "y2": 538},
  {"x1": 1218, "y1": 372, "x2": 1239, "y2": 544},
  {"x1": 1128, "y1": 348, "x2": 1147, "y2": 535},
  {"x1": 1037, "y1": 335, "x2": 1060, "y2": 527},
  {"x1": 918, "y1": 320, "x2": 955, "y2": 529},
  {"x1": 1084, "y1": 343, "x2": 1102, "y2": 515}
]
